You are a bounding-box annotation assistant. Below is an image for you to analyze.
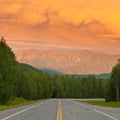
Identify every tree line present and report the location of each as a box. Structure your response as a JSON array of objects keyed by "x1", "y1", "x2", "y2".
[{"x1": 0, "y1": 37, "x2": 120, "y2": 104}]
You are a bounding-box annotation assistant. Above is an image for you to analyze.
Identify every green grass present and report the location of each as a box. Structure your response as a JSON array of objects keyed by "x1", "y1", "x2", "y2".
[
  {"x1": 76, "y1": 99, "x2": 120, "y2": 108},
  {"x1": 0, "y1": 97, "x2": 45, "y2": 111}
]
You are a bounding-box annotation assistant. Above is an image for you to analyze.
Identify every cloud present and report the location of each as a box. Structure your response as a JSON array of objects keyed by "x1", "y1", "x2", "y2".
[
  {"x1": 0, "y1": 0, "x2": 120, "y2": 27},
  {"x1": 0, "y1": 0, "x2": 120, "y2": 54}
]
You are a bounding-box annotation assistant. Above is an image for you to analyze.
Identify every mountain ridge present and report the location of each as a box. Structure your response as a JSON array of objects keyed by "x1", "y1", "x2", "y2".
[{"x1": 16, "y1": 49, "x2": 120, "y2": 74}]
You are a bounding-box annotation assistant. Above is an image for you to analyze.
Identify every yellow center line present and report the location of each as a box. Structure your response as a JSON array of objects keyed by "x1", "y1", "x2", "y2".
[{"x1": 56, "y1": 100, "x2": 62, "y2": 120}]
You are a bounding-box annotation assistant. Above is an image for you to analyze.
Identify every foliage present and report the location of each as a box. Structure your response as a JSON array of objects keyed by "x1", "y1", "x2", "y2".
[
  {"x1": 76, "y1": 99, "x2": 120, "y2": 108},
  {"x1": 106, "y1": 60, "x2": 120, "y2": 102},
  {"x1": 0, "y1": 97, "x2": 45, "y2": 111},
  {"x1": 0, "y1": 37, "x2": 21, "y2": 103}
]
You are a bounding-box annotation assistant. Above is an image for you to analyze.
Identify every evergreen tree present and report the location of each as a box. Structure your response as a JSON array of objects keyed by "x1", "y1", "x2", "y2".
[
  {"x1": 0, "y1": 37, "x2": 19, "y2": 103},
  {"x1": 110, "y1": 60, "x2": 120, "y2": 101}
]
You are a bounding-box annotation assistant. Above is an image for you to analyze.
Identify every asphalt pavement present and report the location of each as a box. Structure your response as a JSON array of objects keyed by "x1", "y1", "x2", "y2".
[
  {"x1": 0, "y1": 99, "x2": 119, "y2": 120},
  {"x1": 61, "y1": 99, "x2": 120, "y2": 120}
]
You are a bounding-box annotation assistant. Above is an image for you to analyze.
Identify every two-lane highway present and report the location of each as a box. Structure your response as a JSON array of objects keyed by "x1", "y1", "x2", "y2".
[{"x1": 0, "y1": 99, "x2": 119, "y2": 120}]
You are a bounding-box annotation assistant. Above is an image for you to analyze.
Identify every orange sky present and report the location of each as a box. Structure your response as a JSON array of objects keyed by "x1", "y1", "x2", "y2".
[{"x1": 0, "y1": 0, "x2": 120, "y2": 54}]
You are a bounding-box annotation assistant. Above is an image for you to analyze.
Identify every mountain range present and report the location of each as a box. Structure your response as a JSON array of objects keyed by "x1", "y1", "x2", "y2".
[{"x1": 16, "y1": 49, "x2": 120, "y2": 74}]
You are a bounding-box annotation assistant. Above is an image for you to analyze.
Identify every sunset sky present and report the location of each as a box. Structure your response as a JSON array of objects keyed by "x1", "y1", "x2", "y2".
[{"x1": 0, "y1": 0, "x2": 120, "y2": 54}]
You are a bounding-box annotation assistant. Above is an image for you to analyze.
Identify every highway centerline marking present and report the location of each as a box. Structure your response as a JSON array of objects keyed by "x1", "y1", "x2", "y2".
[
  {"x1": 94, "y1": 109, "x2": 119, "y2": 120},
  {"x1": 1, "y1": 100, "x2": 51, "y2": 120},
  {"x1": 56, "y1": 100, "x2": 62, "y2": 120}
]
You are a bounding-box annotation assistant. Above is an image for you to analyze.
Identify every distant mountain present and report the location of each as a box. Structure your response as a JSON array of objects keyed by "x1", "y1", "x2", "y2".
[
  {"x1": 20, "y1": 63, "x2": 110, "y2": 79},
  {"x1": 70, "y1": 73, "x2": 111, "y2": 79},
  {"x1": 95, "y1": 73, "x2": 111, "y2": 79},
  {"x1": 16, "y1": 49, "x2": 120, "y2": 74},
  {"x1": 41, "y1": 69, "x2": 62, "y2": 75}
]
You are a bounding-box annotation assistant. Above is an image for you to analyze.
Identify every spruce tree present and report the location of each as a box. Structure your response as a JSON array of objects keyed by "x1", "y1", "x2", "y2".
[
  {"x1": 111, "y1": 60, "x2": 120, "y2": 101},
  {"x1": 0, "y1": 37, "x2": 17, "y2": 103}
]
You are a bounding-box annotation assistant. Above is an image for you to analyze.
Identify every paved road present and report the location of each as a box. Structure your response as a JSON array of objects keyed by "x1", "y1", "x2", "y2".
[
  {"x1": 61, "y1": 99, "x2": 120, "y2": 120},
  {"x1": 0, "y1": 100, "x2": 57, "y2": 120},
  {"x1": 0, "y1": 99, "x2": 120, "y2": 120}
]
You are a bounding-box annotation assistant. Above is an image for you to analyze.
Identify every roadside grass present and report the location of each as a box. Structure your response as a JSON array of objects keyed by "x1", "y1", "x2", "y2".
[
  {"x1": 0, "y1": 97, "x2": 45, "y2": 111},
  {"x1": 76, "y1": 99, "x2": 120, "y2": 108}
]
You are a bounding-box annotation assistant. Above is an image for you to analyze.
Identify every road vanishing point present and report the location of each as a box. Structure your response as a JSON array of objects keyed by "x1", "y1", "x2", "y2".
[{"x1": 0, "y1": 99, "x2": 120, "y2": 120}]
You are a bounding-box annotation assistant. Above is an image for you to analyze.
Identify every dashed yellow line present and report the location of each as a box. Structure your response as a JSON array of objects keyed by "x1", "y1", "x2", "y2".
[{"x1": 56, "y1": 100, "x2": 62, "y2": 120}]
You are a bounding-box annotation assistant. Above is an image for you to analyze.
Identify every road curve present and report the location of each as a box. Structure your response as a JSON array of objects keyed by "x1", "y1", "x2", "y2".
[{"x1": 0, "y1": 99, "x2": 119, "y2": 120}]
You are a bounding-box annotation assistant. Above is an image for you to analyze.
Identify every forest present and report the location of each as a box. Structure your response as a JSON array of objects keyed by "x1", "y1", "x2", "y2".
[{"x1": 0, "y1": 37, "x2": 120, "y2": 104}]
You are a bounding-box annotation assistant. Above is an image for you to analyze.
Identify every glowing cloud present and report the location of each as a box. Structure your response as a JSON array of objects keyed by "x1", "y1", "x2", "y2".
[{"x1": 0, "y1": 0, "x2": 120, "y2": 54}]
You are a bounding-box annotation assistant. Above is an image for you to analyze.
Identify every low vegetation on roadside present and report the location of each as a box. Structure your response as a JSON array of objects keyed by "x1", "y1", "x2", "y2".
[
  {"x1": 76, "y1": 99, "x2": 120, "y2": 108},
  {"x1": 0, "y1": 97, "x2": 45, "y2": 111}
]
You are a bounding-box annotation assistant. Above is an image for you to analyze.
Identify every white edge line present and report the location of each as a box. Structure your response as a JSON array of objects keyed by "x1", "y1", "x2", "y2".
[
  {"x1": 1, "y1": 100, "x2": 50, "y2": 120},
  {"x1": 74, "y1": 100, "x2": 119, "y2": 120},
  {"x1": 94, "y1": 109, "x2": 119, "y2": 120}
]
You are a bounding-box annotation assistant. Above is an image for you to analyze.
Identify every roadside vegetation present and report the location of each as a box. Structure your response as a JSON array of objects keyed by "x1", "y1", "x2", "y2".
[
  {"x1": 76, "y1": 99, "x2": 120, "y2": 108},
  {"x1": 0, "y1": 97, "x2": 45, "y2": 111},
  {"x1": 0, "y1": 37, "x2": 120, "y2": 110}
]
